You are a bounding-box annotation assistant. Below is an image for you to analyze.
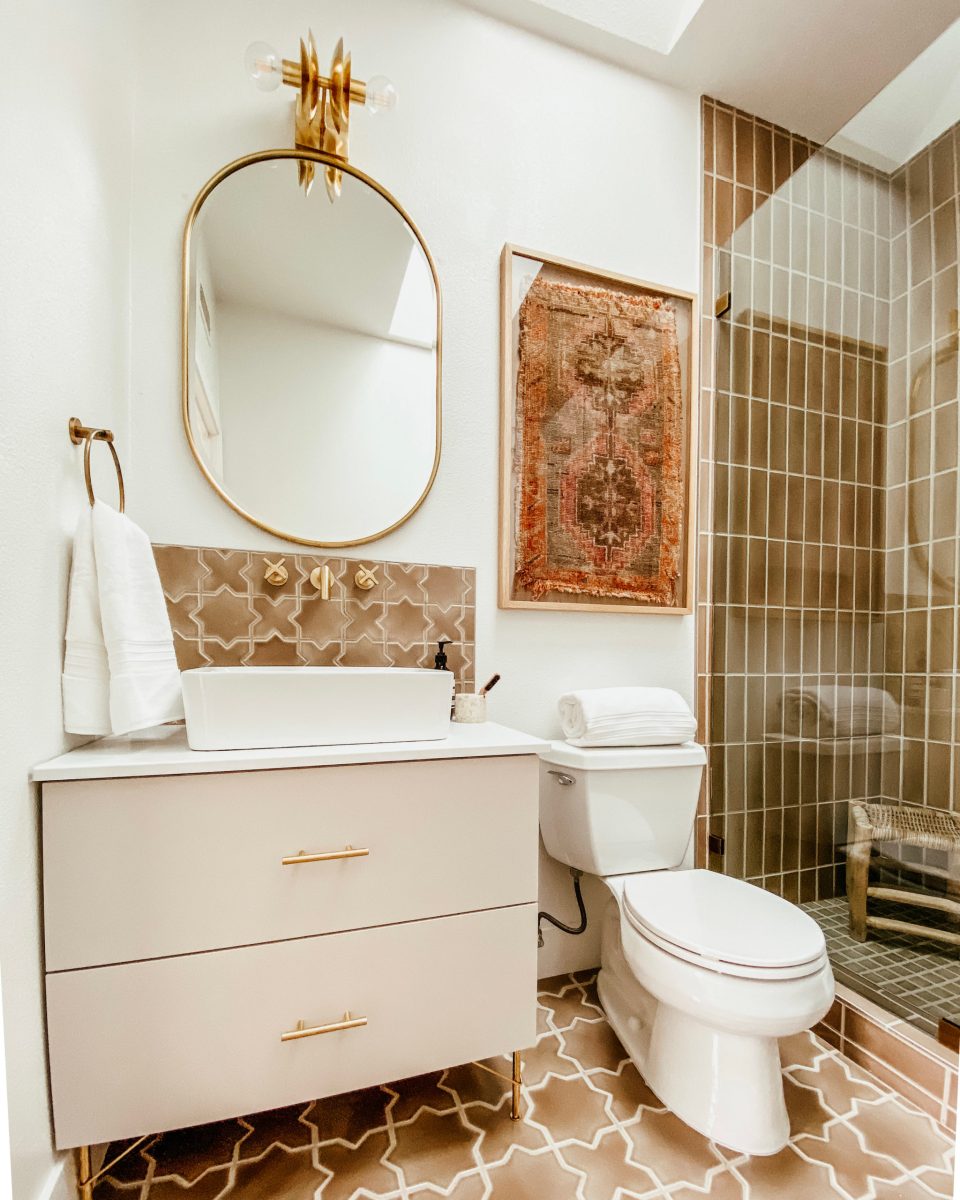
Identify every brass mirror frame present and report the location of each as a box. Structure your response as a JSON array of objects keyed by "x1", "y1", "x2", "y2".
[{"x1": 181, "y1": 148, "x2": 442, "y2": 547}]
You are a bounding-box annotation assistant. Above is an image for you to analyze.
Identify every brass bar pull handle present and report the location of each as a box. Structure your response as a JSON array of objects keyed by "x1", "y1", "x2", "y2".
[
  {"x1": 281, "y1": 1011, "x2": 367, "y2": 1043},
  {"x1": 281, "y1": 845, "x2": 370, "y2": 866}
]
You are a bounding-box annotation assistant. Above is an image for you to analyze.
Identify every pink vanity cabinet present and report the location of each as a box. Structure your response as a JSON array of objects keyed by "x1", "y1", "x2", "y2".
[{"x1": 35, "y1": 723, "x2": 543, "y2": 1149}]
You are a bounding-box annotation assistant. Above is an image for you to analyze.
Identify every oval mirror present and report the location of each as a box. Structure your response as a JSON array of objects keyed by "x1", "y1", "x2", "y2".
[{"x1": 182, "y1": 150, "x2": 441, "y2": 546}]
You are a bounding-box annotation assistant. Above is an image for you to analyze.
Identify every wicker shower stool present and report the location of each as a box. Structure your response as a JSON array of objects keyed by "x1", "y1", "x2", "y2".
[{"x1": 846, "y1": 803, "x2": 960, "y2": 945}]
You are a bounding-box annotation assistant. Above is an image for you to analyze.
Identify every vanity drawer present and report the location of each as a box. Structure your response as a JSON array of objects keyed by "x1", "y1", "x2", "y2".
[
  {"x1": 47, "y1": 903, "x2": 536, "y2": 1148},
  {"x1": 43, "y1": 755, "x2": 539, "y2": 970}
]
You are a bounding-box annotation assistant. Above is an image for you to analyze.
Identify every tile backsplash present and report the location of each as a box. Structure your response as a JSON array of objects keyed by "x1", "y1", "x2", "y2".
[{"x1": 153, "y1": 545, "x2": 475, "y2": 692}]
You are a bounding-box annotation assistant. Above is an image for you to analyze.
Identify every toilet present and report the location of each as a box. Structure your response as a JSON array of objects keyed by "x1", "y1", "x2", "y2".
[{"x1": 539, "y1": 741, "x2": 834, "y2": 1156}]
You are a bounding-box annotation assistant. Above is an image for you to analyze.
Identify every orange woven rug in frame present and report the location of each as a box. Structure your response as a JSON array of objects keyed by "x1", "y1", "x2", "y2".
[{"x1": 512, "y1": 277, "x2": 685, "y2": 605}]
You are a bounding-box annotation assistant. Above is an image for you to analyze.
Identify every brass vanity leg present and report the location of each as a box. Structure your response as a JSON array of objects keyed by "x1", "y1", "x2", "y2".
[
  {"x1": 469, "y1": 1054, "x2": 524, "y2": 1121},
  {"x1": 75, "y1": 1134, "x2": 154, "y2": 1199},
  {"x1": 77, "y1": 1146, "x2": 93, "y2": 1200}
]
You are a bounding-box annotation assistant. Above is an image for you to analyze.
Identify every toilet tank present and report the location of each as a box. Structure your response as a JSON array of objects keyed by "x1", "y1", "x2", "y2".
[{"x1": 539, "y1": 742, "x2": 706, "y2": 876}]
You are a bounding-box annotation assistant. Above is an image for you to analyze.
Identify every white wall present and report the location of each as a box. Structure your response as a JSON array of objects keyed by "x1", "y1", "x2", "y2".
[
  {"x1": 127, "y1": 0, "x2": 700, "y2": 977},
  {"x1": 0, "y1": 3, "x2": 133, "y2": 1197}
]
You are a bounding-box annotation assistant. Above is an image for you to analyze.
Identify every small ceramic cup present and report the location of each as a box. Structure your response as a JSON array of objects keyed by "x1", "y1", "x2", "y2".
[{"x1": 453, "y1": 692, "x2": 487, "y2": 723}]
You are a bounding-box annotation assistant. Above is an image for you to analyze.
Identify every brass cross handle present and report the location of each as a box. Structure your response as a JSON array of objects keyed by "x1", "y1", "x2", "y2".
[
  {"x1": 264, "y1": 557, "x2": 288, "y2": 587},
  {"x1": 354, "y1": 565, "x2": 379, "y2": 591}
]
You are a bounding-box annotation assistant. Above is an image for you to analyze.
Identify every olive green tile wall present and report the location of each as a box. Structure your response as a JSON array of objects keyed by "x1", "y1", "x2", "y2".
[
  {"x1": 883, "y1": 127, "x2": 960, "y2": 813},
  {"x1": 700, "y1": 98, "x2": 891, "y2": 901}
]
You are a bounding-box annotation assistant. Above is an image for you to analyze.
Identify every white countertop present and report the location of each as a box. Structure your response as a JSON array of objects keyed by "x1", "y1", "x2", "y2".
[{"x1": 33, "y1": 721, "x2": 548, "y2": 782}]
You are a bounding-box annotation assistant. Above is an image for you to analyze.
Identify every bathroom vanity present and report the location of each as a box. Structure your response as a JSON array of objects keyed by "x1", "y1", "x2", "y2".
[{"x1": 35, "y1": 722, "x2": 543, "y2": 1151}]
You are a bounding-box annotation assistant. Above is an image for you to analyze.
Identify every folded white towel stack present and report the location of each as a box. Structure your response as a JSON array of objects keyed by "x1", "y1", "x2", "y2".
[
  {"x1": 559, "y1": 686, "x2": 697, "y2": 747},
  {"x1": 778, "y1": 685, "x2": 899, "y2": 739},
  {"x1": 63, "y1": 501, "x2": 184, "y2": 736}
]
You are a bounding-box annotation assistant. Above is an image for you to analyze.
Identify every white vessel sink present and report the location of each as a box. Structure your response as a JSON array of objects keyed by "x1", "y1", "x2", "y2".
[{"x1": 180, "y1": 666, "x2": 454, "y2": 751}]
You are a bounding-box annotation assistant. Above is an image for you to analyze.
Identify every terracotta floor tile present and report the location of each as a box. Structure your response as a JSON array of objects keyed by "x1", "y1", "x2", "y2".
[
  {"x1": 96, "y1": 971, "x2": 955, "y2": 1200},
  {"x1": 561, "y1": 1016, "x2": 630, "y2": 1075},
  {"x1": 590, "y1": 1060, "x2": 665, "y2": 1124},
  {"x1": 221, "y1": 1146, "x2": 325, "y2": 1199},
  {"x1": 410, "y1": 1172, "x2": 486, "y2": 1199},
  {"x1": 869, "y1": 1179, "x2": 954, "y2": 1200},
  {"x1": 523, "y1": 1032, "x2": 580, "y2": 1086},
  {"x1": 527, "y1": 1072, "x2": 614, "y2": 1144},
  {"x1": 794, "y1": 1122, "x2": 904, "y2": 1198},
  {"x1": 442, "y1": 1060, "x2": 511, "y2": 1109},
  {"x1": 314, "y1": 1129, "x2": 399, "y2": 1200},
  {"x1": 848, "y1": 1096, "x2": 953, "y2": 1175},
  {"x1": 484, "y1": 1147, "x2": 583, "y2": 1198},
  {"x1": 96, "y1": 1137, "x2": 156, "y2": 1185},
  {"x1": 780, "y1": 1029, "x2": 831, "y2": 1070},
  {"x1": 791, "y1": 1053, "x2": 886, "y2": 1116},
  {"x1": 782, "y1": 1075, "x2": 836, "y2": 1137},
  {"x1": 579, "y1": 977, "x2": 605, "y2": 1013},
  {"x1": 542, "y1": 987, "x2": 606, "y2": 1031},
  {"x1": 625, "y1": 1108, "x2": 725, "y2": 1189},
  {"x1": 387, "y1": 1108, "x2": 479, "y2": 1189},
  {"x1": 305, "y1": 1086, "x2": 392, "y2": 1146},
  {"x1": 145, "y1": 1119, "x2": 250, "y2": 1182},
  {"x1": 536, "y1": 1004, "x2": 551, "y2": 1036},
  {"x1": 912, "y1": 1167, "x2": 956, "y2": 1199},
  {"x1": 465, "y1": 1098, "x2": 549, "y2": 1166},
  {"x1": 386, "y1": 1071, "x2": 457, "y2": 1123},
  {"x1": 146, "y1": 1164, "x2": 236, "y2": 1200},
  {"x1": 734, "y1": 1144, "x2": 839, "y2": 1198},
  {"x1": 236, "y1": 1104, "x2": 314, "y2": 1161},
  {"x1": 559, "y1": 1128, "x2": 662, "y2": 1199},
  {"x1": 669, "y1": 1168, "x2": 746, "y2": 1198}
]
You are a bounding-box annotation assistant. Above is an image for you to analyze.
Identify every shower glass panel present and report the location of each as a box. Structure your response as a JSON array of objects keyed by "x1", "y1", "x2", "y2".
[{"x1": 708, "y1": 25, "x2": 960, "y2": 1039}]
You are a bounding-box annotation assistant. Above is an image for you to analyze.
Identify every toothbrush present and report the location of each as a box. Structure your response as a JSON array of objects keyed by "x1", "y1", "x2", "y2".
[{"x1": 480, "y1": 674, "x2": 501, "y2": 696}]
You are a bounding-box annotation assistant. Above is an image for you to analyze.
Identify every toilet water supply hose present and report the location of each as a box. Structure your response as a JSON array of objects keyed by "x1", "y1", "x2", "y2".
[{"x1": 537, "y1": 868, "x2": 587, "y2": 947}]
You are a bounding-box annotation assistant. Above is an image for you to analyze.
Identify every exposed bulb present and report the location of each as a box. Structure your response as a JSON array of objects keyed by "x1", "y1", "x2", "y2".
[
  {"x1": 244, "y1": 41, "x2": 283, "y2": 91},
  {"x1": 364, "y1": 74, "x2": 398, "y2": 114}
]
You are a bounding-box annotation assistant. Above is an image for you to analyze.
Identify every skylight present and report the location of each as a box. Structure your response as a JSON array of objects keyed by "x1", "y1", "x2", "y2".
[{"x1": 527, "y1": 0, "x2": 706, "y2": 55}]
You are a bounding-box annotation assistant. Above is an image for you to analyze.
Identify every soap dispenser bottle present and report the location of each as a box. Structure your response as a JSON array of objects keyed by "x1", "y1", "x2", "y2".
[{"x1": 434, "y1": 639, "x2": 455, "y2": 717}]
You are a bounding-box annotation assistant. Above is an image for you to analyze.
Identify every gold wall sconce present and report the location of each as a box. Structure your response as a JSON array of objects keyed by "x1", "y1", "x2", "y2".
[
  {"x1": 263, "y1": 557, "x2": 289, "y2": 587},
  {"x1": 244, "y1": 31, "x2": 397, "y2": 201},
  {"x1": 354, "y1": 565, "x2": 379, "y2": 592},
  {"x1": 310, "y1": 564, "x2": 335, "y2": 599}
]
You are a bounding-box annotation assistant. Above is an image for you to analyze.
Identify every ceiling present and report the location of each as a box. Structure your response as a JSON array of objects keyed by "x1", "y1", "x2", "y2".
[
  {"x1": 830, "y1": 18, "x2": 960, "y2": 170},
  {"x1": 458, "y1": 0, "x2": 960, "y2": 143}
]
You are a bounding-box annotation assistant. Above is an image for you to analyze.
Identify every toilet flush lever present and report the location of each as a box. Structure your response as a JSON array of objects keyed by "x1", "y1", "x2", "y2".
[{"x1": 548, "y1": 770, "x2": 575, "y2": 787}]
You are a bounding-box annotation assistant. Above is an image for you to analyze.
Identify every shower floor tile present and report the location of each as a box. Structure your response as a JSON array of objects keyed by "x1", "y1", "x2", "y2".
[
  {"x1": 804, "y1": 896, "x2": 960, "y2": 1037},
  {"x1": 91, "y1": 972, "x2": 954, "y2": 1199}
]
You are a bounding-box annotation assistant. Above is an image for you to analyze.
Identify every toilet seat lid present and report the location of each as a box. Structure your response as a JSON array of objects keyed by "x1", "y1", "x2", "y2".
[{"x1": 622, "y1": 869, "x2": 826, "y2": 971}]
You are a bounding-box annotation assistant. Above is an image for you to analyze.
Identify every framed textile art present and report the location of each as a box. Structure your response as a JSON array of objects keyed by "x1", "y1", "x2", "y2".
[{"x1": 499, "y1": 246, "x2": 697, "y2": 614}]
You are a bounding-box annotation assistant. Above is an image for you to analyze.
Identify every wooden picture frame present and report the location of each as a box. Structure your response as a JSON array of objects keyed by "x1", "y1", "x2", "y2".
[{"x1": 498, "y1": 245, "x2": 698, "y2": 614}]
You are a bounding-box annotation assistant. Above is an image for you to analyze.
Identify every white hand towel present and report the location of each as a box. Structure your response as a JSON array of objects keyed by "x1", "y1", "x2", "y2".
[
  {"x1": 559, "y1": 686, "x2": 697, "y2": 747},
  {"x1": 779, "y1": 685, "x2": 899, "y2": 739},
  {"x1": 62, "y1": 508, "x2": 112, "y2": 735},
  {"x1": 63, "y1": 501, "x2": 183, "y2": 736}
]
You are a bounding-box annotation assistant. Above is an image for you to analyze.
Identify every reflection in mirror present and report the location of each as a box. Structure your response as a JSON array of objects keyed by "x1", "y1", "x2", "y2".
[{"x1": 185, "y1": 154, "x2": 440, "y2": 546}]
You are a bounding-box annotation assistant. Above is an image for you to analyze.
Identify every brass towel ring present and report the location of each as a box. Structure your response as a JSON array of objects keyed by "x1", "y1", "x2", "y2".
[{"x1": 68, "y1": 417, "x2": 125, "y2": 512}]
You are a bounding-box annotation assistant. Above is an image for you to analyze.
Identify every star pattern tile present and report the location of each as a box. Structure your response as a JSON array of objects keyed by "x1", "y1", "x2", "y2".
[
  {"x1": 92, "y1": 973, "x2": 956, "y2": 1199},
  {"x1": 153, "y1": 544, "x2": 476, "y2": 693}
]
